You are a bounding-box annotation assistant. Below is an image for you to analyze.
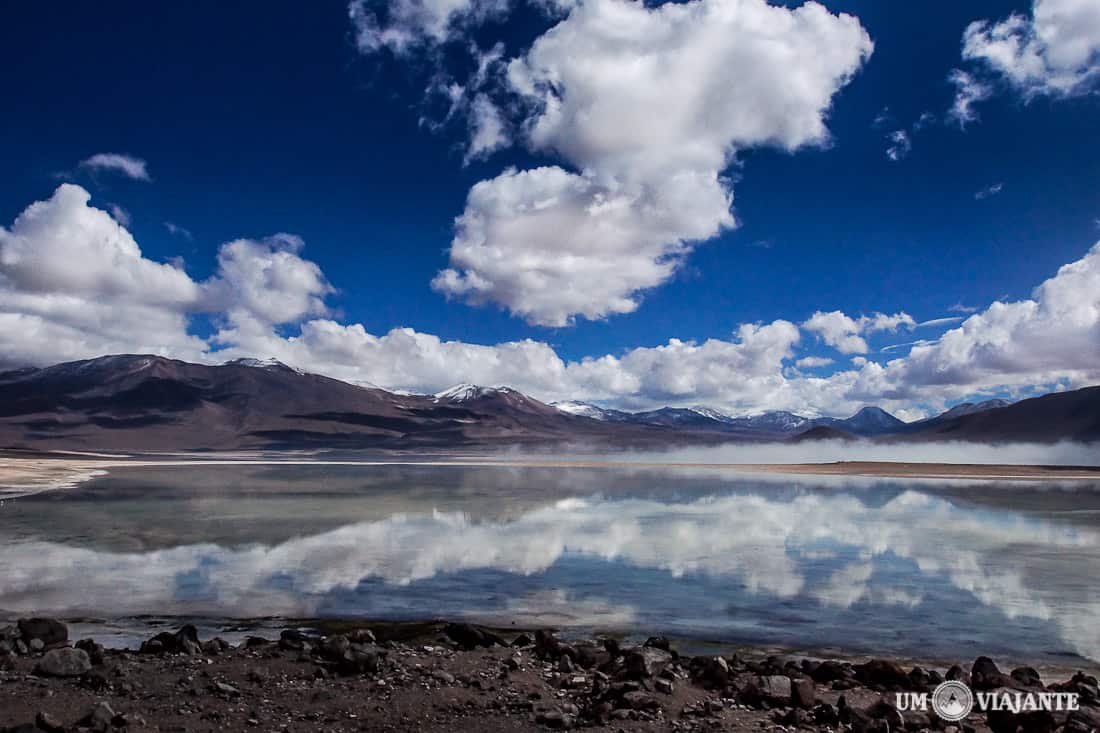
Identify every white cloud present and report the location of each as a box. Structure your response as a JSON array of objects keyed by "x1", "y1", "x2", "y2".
[
  {"x1": 4, "y1": 185, "x2": 1100, "y2": 420},
  {"x1": 79, "y1": 153, "x2": 151, "y2": 181},
  {"x1": 975, "y1": 182, "x2": 1004, "y2": 200},
  {"x1": 434, "y1": 0, "x2": 872, "y2": 325},
  {"x1": 165, "y1": 221, "x2": 193, "y2": 240},
  {"x1": 796, "y1": 356, "x2": 834, "y2": 369},
  {"x1": 947, "y1": 68, "x2": 993, "y2": 127},
  {"x1": 108, "y1": 203, "x2": 131, "y2": 228},
  {"x1": 962, "y1": 0, "x2": 1100, "y2": 98},
  {"x1": 885, "y1": 129, "x2": 911, "y2": 161},
  {"x1": 464, "y1": 93, "x2": 510, "y2": 162},
  {"x1": 0, "y1": 185, "x2": 205, "y2": 366},
  {"x1": 874, "y1": 241, "x2": 1100, "y2": 402},
  {"x1": 348, "y1": 0, "x2": 512, "y2": 53},
  {"x1": 802, "y1": 310, "x2": 915, "y2": 355}
]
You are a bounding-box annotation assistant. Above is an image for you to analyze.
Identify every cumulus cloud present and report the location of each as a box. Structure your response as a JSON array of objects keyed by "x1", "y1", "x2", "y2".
[
  {"x1": 4, "y1": 184, "x2": 1100, "y2": 419},
  {"x1": 962, "y1": 0, "x2": 1100, "y2": 99},
  {"x1": 0, "y1": 185, "x2": 205, "y2": 366},
  {"x1": 433, "y1": 0, "x2": 872, "y2": 325},
  {"x1": 78, "y1": 153, "x2": 151, "y2": 181},
  {"x1": 802, "y1": 310, "x2": 916, "y2": 354},
  {"x1": 873, "y1": 241, "x2": 1100, "y2": 403}
]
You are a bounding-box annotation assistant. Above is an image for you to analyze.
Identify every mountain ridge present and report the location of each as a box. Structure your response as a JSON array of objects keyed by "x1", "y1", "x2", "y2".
[{"x1": 0, "y1": 354, "x2": 1095, "y2": 450}]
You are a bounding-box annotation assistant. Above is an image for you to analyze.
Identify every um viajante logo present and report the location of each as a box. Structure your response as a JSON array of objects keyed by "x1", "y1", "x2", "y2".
[{"x1": 897, "y1": 681, "x2": 1079, "y2": 721}]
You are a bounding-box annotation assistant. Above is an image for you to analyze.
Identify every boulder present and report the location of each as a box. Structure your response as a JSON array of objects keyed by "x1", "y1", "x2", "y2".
[
  {"x1": 972, "y1": 656, "x2": 1014, "y2": 690},
  {"x1": 792, "y1": 676, "x2": 816, "y2": 709},
  {"x1": 623, "y1": 646, "x2": 672, "y2": 679},
  {"x1": 687, "y1": 655, "x2": 729, "y2": 690},
  {"x1": 987, "y1": 707, "x2": 1056, "y2": 733},
  {"x1": 643, "y1": 636, "x2": 671, "y2": 652},
  {"x1": 34, "y1": 647, "x2": 91, "y2": 677},
  {"x1": 1011, "y1": 666, "x2": 1044, "y2": 689},
  {"x1": 855, "y1": 658, "x2": 911, "y2": 689},
  {"x1": 755, "y1": 675, "x2": 793, "y2": 704},
  {"x1": 443, "y1": 622, "x2": 505, "y2": 650},
  {"x1": 812, "y1": 659, "x2": 854, "y2": 684},
  {"x1": 17, "y1": 618, "x2": 67, "y2": 647},
  {"x1": 75, "y1": 638, "x2": 105, "y2": 665},
  {"x1": 140, "y1": 625, "x2": 202, "y2": 655}
]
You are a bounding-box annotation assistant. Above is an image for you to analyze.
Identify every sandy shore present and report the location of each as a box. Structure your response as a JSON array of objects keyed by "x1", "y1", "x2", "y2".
[{"x1": 2, "y1": 453, "x2": 1100, "y2": 497}]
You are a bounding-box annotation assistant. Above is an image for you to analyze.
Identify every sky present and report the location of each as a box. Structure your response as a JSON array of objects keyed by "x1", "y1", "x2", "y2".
[{"x1": 0, "y1": 0, "x2": 1098, "y2": 420}]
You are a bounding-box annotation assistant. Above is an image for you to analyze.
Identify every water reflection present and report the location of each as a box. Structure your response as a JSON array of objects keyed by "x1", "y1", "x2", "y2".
[{"x1": 1, "y1": 465, "x2": 1098, "y2": 665}]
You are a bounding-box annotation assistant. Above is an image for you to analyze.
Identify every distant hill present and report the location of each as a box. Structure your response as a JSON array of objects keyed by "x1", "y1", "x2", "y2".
[{"x1": 0, "y1": 354, "x2": 1094, "y2": 451}]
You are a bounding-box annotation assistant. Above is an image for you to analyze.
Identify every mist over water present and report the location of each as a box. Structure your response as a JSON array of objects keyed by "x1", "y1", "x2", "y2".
[{"x1": 541, "y1": 440, "x2": 1100, "y2": 467}]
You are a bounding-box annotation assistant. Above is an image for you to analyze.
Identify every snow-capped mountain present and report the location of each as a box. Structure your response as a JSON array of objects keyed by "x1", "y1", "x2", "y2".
[
  {"x1": 433, "y1": 383, "x2": 515, "y2": 403},
  {"x1": 727, "y1": 411, "x2": 813, "y2": 433},
  {"x1": 0, "y1": 355, "x2": 1089, "y2": 450},
  {"x1": 553, "y1": 401, "x2": 611, "y2": 420}
]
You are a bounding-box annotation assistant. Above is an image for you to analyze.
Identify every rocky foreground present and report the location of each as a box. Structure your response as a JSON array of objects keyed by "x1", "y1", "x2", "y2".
[{"x1": 1, "y1": 618, "x2": 1098, "y2": 733}]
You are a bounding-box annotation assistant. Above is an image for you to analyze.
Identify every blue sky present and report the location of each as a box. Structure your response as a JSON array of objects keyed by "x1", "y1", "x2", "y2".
[{"x1": 0, "y1": 0, "x2": 1098, "y2": 419}]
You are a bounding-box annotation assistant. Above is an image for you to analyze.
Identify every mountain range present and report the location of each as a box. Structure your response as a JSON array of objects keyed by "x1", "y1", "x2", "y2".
[{"x1": 0, "y1": 354, "x2": 1096, "y2": 451}]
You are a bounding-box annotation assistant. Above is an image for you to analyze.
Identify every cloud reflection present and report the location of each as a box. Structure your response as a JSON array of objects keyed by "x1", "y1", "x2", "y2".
[{"x1": 1, "y1": 488, "x2": 1098, "y2": 660}]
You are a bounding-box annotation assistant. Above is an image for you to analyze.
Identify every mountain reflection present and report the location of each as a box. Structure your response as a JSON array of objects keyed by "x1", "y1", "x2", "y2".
[{"x1": 2, "y1": 481, "x2": 1099, "y2": 663}]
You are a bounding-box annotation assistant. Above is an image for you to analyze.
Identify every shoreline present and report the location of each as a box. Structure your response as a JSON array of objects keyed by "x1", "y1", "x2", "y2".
[
  {"x1": 3, "y1": 453, "x2": 1099, "y2": 498},
  {"x1": 2, "y1": 617, "x2": 1098, "y2": 732}
]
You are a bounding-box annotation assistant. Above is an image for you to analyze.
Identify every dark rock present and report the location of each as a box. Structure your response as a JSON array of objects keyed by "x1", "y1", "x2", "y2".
[
  {"x1": 902, "y1": 710, "x2": 933, "y2": 731},
  {"x1": 140, "y1": 625, "x2": 202, "y2": 655},
  {"x1": 643, "y1": 636, "x2": 671, "y2": 652},
  {"x1": 621, "y1": 691, "x2": 660, "y2": 711},
  {"x1": 214, "y1": 681, "x2": 241, "y2": 696},
  {"x1": 75, "y1": 638, "x2": 105, "y2": 665},
  {"x1": 278, "y1": 629, "x2": 316, "y2": 651},
  {"x1": 34, "y1": 712, "x2": 65, "y2": 733},
  {"x1": 623, "y1": 646, "x2": 672, "y2": 679},
  {"x1": 987, "y1": 707, "x2": 1055, "y2": 733},
  {"x1": 946, "y1": 664, "x2": 972, "y2": 686},
  {"x1": 1064, "y1": 708, "x2": 1100, "y2": 733},
  {"x1": 655, "y1": 678, "x2": 673, "y2": 695},
  {"x1": 689, "y1": 656, "x2": 729, "y2": 689},
  {"x1": 776, "y1": 708, "x2": 810, "y2": 727},
  {"x1": 34, "y1": 647, "x2": 91, "y2": 677},
  {"x1": 202, "y1": 637, "x2": 231, "y2": 656},
  {"x1": 743, "y1": 674, "x2": 793, "y2": 706},
  {"x1": 866, "y1": 698, "x2": 905, "y2": 730},
  {"x1": 335, "y1": 648, "x2": 379, "y2": 676},
  {"x1": 909, "y1": 666, "x2": 930, "y2": 688},
  {"x1": 28, "y1": 638, "x2": 44, "y2": 653},
  {"x1": 17, "y1": 618, "x2": 67, "y2": 647},
  {"x1": 81, "y1": 701, "x2": 117, "y2": 733},
  {"x1": 792, "y1": 676, "x2": 816, "y2": 709},
  {"x1": 321, "y1": 634, "x2": 351, "y2": 661},
  {"x1": 347, "y1": 629, "x2": 376, "y2": 645},
  {"x1": 1011, "y1": 666, "x2": 1044, "y2": 688},
  {"x1": 973, "y1": 656, "x2": 1014, "y2": 690},
  {"x1": 534, "y1": 630, "x2": 578, "y2": 663},
  {"x1": 443, "y1": 622, "x2": 505, "y2": 650},
  {"x1": 856, "y1": 658, "x2": 912, "y2": 689},
  {"x1": 511, "y1": 633, "x2": 533, "y2": 648},
  {"x1": 812, "y1": 659, "x2": 854, "y2": 683},
  {"x1": 812, "y1": 703, "x2": 840, "y2": 726}
]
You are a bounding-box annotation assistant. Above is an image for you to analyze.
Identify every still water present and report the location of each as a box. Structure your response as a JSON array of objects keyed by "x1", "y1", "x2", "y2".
[{"x1": 1, "y1": 463, "x2": 1098, "y2": 666}]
